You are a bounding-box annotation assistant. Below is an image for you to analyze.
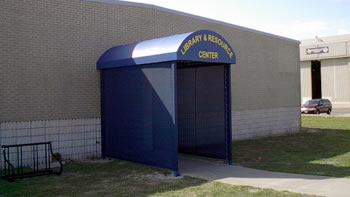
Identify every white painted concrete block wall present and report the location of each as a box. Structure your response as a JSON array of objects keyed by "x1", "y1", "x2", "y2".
[
  {"x1": 232, "y1": 107, "x2": 301, "y2": 141},
  {"x1": 0, "y1": 118, "x2": 101, "y2": 169}
]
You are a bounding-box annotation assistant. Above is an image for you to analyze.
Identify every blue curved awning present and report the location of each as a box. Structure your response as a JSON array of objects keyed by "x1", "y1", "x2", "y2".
[{"x1": 97, "y1": 30, "x2": 236, "y2": 69}]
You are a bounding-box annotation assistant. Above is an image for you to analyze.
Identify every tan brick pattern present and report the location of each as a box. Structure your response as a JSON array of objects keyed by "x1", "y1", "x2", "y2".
[{"x1": 0, "y1": 0, "x2": 300, "y2": 122}]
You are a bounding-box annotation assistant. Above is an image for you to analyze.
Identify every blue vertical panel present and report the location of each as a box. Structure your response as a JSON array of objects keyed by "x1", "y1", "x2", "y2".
[{"x1": 101, "y1": 62, "x2": 178, "y2": 171}]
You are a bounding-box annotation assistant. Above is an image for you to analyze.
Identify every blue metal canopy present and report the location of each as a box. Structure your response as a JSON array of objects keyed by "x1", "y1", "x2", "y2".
[{"x1": 97, "y1": 30, "x2": 236, "y2": 69}]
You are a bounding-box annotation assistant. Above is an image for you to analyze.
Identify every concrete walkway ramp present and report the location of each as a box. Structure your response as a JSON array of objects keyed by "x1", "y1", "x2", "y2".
[{"x1": 179, "y1": 157, "x2": 350, "y2": 197}]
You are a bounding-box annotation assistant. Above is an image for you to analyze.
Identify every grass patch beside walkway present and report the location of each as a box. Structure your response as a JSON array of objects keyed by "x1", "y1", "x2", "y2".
[
  {"x1": 233, "y1": 116, "x2": 350, "y2": 177},
  {"x1": 303, "y1": 116, "x2": 350, "y2": 130},
  {"x1": 0, "y1": 160, "x2": 313, "y2": 197}
]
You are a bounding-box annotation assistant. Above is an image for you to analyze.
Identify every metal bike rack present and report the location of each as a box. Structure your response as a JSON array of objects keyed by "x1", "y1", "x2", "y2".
[{"x1": 2, "y1": 142, "x2": 63, "y2": 182}]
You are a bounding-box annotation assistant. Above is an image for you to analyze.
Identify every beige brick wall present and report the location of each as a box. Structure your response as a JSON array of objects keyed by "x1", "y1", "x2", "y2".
[
  {"x1": 0, "y1": 0, "x2": 106, "y2": 122},
  {"x1": 0, "y1": 0, "x2": 300, "y2": 122}
]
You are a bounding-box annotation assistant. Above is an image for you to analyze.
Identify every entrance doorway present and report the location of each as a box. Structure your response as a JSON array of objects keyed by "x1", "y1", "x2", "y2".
[
  {"x1": 311, "y1": 60, "x2": 322, "y2": 99},
  {"x1": 97, "y1": 30, "x2": 236, "y2": 175},
  {"x1": 177, "y1": 63, "x2": 230, "y2": 160}
]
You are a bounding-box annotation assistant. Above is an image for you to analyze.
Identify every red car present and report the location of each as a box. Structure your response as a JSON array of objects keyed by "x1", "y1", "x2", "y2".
[{"x1": 301, "y1": 99, "x2": 332, "y2": 115}]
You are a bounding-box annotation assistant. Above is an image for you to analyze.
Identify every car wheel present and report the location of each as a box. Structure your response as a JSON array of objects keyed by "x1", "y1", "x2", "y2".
[
  {"x1": 316, "y1": 110, "x2": 320, "y2": 114},
  {"x1": 327, "y1": 109, "x2": 331, "y2": 115}
]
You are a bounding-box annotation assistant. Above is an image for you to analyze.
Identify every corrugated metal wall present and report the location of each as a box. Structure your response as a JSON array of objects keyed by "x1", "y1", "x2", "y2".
[
  {"x1": 321, "y1": 58, "x2": 350, "y2": 102},
  {"x1": 300, "y1": 42, "x2": 348, "y2": 61},
  {"x1": 321, "y1": 59, "x2": 335, "y2": 100},
  {"x1": 300, "y1": 35, "x2": 350, "y2": 105},
  {"x1": 300, "y1": 58, "x2": 350, "y2": 104},
  {"x1": 300, "y1": 61, "x2": 311, "y2": 104}
]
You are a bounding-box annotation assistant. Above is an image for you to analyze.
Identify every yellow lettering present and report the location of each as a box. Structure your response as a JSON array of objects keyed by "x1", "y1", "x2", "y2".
[
  {"x1": 198, "y1": 51, "x2": 219, "y2": 59},
  {"x1": 195, "y1": 35, "x2": 202, "y2": 43},
  {"x1": 218, "y1": 39, "x2": 222, "y2": 45},
  {"x1": 223, "y1": 43, "x2": 227, "y2": 51},
  {"x1": 188, "y1": 39, "x2": 192, "y2": 48},
  {"x1": 211, "y1": 52, "x2": 218, "y2": 59},
  {"x1": 180, "y1": 34, "x2": 233, "y2": 59},
  {"x1": 191, "y1": 37, "x2": 196, "y2": 45},
  {"x1": 208, "y1": 35, "x2": 211, "y2": 42},
  {"x1": 184, "y1": 43, "x2": 189, "y2": 51}
]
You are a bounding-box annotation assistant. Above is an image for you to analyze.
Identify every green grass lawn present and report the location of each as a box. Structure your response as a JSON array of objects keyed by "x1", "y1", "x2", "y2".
[
  {"x1": 303, "y1": 116, "x2": 350, "y2": 130},
  {"x1": 0, "y1": 160, "x2": 314, "y2": 197},
  {"x1": 233, "y1": 116, "x2": 350, "y2": 177},
  {"x1": 2, "y1": 116, "x2": 346, "y2": 196}
]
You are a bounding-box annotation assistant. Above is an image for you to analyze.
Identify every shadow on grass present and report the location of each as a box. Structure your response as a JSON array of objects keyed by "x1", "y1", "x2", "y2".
[
  {"x1": 233, "y1": 128, "x2": 350, "y2": 178},
  {"x1": 0, "y1": 160, "x2": 207, "y2": 197},
  {"x1": 1, "y1": 160, "x2": 318, "y2": 197}
]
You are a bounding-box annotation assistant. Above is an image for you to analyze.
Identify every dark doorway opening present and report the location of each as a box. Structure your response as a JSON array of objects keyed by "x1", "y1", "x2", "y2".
[
  {"x1": 177, "y1": 62, "x2": 231, "y2": 160},
  {"x1": 311, "y1": 60, "x2": 322, "y2": 99}
]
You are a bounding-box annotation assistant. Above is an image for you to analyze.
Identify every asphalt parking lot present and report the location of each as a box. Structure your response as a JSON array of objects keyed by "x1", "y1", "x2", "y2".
[{"x1": 332, "y1": 108, "x2": 350, "y2": 116}]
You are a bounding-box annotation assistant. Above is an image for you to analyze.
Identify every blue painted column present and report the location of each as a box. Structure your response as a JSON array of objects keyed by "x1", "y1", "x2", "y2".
[
  {"x1": 100, "y1": 71, "x2": 106, "y2": 159},
  {"x1": 226, "y1": 65, "x2": 233, "y2": 165},
  {"x1": 172, "y1": 61, "x2": 180, "y2": 177}
]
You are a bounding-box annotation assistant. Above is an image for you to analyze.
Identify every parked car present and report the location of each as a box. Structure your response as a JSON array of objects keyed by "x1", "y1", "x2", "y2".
[{"x1": 301, "y1": 99, "x2": 332, "y2": 114}]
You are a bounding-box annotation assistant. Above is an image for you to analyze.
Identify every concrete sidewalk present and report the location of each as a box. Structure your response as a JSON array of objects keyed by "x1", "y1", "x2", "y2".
[{"x1": 179, "y1": 157, "x2": 350, "y2": 197}]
